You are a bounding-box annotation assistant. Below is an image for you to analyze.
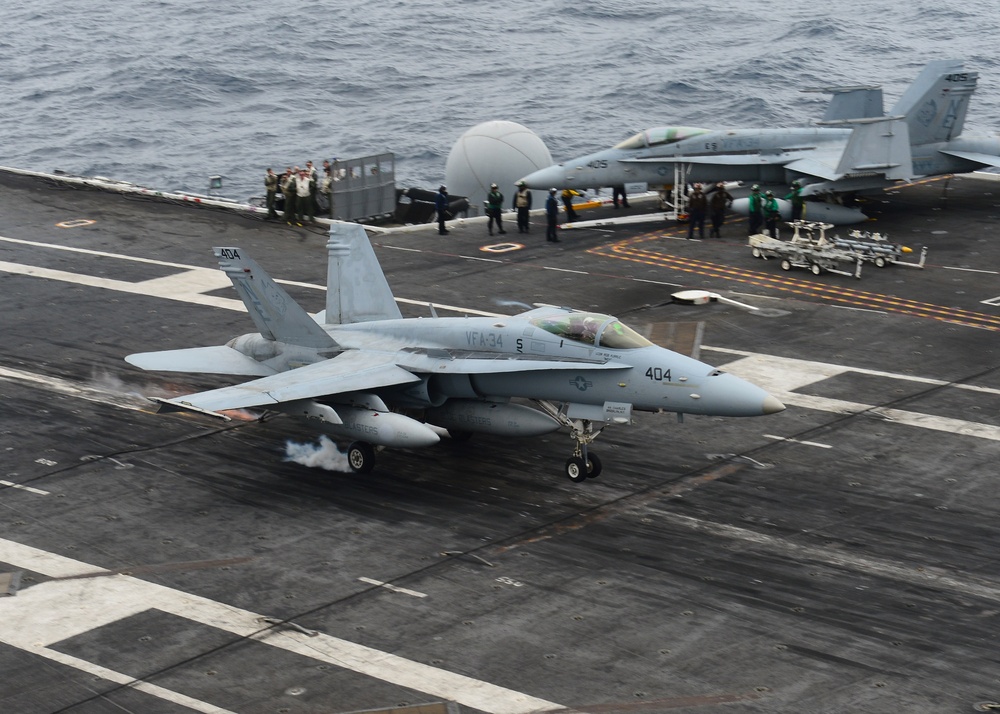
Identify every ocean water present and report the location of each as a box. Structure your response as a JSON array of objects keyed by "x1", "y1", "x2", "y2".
[{"x1": 4, "y1": 0, "x2": 999, "y2": 202}]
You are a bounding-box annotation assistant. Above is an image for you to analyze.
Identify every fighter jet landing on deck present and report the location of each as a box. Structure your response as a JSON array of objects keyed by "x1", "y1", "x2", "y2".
[
  {"x1": 521, "y1": 60, "x2": 1000, "y2": 224},
  {"x1": 126, "y1": 224, "x2": 783, "y2": 481}
]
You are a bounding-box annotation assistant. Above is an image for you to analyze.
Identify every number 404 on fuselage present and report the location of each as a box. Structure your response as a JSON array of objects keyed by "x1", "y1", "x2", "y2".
[{"x1": 125, "y1": 224, "x2": 784, "y2": 483}]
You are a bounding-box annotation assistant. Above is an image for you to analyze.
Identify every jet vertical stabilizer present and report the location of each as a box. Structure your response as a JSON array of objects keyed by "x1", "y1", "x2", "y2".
[
  {"x1": 892, "y1": 59, "x2": 977, "y2": 144},
  {"x1": 214, "y1": 246, "x2": 338, "y2": 349},
  {"x1": 325, "y1": 223, "x2": 402, "y2": 325},
  {"x1": 835, "y1": 116, "x2": 913, "y2": 181}
]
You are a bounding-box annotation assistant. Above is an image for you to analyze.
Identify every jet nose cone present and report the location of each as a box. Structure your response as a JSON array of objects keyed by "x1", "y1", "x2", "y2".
[
  {"x1": 520, "y1": 164, "x2": 566, "y2": 189},
  {"x1": 762, "y1": 395, "x2": 786, "y2": 415}
]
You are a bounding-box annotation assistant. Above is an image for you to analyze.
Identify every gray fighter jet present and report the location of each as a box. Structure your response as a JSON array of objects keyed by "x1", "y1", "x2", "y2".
[
  {"x1": 126, "y1": 224, "x2": 784, "y2": 481},
  {"x1": 521, "y1": 60, "x2": 999, "y2": 222}
]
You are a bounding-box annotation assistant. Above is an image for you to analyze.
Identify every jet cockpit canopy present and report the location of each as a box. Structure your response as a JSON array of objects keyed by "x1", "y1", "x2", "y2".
[
  {"x1": 530, "y1": 312, "x2": 653, "y2": 349},
  {"x1": 614, "y1": 126, "x2": 709, "y2": 151}
]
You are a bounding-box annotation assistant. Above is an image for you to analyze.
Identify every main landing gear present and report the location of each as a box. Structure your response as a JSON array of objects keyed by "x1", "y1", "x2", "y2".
[
  {"x1": 535, "y1": 401, "x2": 605, "y2": 483},
  {"x1": 347, "y1": 441, "x2": 376, "y2": 474}
]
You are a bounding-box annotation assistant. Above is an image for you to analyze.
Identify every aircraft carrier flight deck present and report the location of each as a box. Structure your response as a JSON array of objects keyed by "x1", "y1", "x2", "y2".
[{"x1": 1, "y1": 170, "x2": 1000, "y2": 714}]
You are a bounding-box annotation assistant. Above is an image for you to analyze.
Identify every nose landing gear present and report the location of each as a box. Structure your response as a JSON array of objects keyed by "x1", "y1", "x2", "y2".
[{"x1": 535, "y1": 400, "x2": 607, "y2": 482}]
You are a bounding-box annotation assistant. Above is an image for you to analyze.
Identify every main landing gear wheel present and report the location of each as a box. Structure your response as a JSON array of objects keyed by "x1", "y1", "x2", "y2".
[{"x1": 347, "y1": 441, "x2": 376, "y2": 474}]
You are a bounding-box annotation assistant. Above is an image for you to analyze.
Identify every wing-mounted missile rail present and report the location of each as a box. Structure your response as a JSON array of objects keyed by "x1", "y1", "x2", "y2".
[{"x1": 749, "y1": 221, "x2": 928, "y2": 278}]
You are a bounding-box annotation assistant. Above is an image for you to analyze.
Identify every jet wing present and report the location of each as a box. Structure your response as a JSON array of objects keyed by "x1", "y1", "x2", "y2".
[
  {"x1": 156, "y1": 350, "x2": 421, "y2": 416},
  {"x1": 938, "y1": 149, "x2": 1000, "y2": 169}
]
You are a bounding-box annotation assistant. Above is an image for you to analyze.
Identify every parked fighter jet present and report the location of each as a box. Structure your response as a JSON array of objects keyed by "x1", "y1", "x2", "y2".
[
  {"x1": 126, "y1": 224, "x2": 784, "y2": 481},
  {"x1": 521, "y1": 60, "x2": 1000, "y2": 223}
]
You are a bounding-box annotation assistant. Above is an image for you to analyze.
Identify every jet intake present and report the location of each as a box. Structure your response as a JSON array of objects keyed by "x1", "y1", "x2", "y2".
[{"x1": 426, "y1": 401, "x2": 560, "y2": 437}]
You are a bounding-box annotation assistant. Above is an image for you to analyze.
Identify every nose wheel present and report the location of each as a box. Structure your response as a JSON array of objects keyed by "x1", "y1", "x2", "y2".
[
  {"x1": 534, "y1": 400, "x2": 607, "y2": 483},
  {"x1": 565, "y1": 451, "x2": 603, "y2": 482}
]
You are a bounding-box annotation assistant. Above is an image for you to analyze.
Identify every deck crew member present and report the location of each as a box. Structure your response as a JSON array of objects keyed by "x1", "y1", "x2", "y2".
[
  {"x1": 264, "y1": 168, "x2": 279, "y2": 219},
  {"x1": 747, "y1": 184, "x2": 764, "y2": 236},
  {"x1": 763, "y1": 190, "x2": 781, "y2": 239},
  {"x1": 686, "y1": 184, "x2": 707, "y2": 240},
  {"x1": 486, "y1": 183, "x2": 506, "y2": 236},
  {"x1": 281, "y1": 167, "x2": 298, "y2": 225},
  {"x1": 295, "y1": 169, "x2": 312, "y2": 224},
  {"x1": 513, "y1": 180, "x2": 532, "y2": 234},
  {"x1": 545, "y1": 188, "x2": 560, "y2": 243},
  {"x1": 785, "y1": 180, "x2": 805, "y2": 222},
  {"x1": 435, "y1": 185, "x2": 450, "y2": 235},
  {"x1": 561, "y1": 188, "x2": 582, "y2": 222},
  {"x1": 709, "y1": 182, "x2": 733, "y2": 238}
]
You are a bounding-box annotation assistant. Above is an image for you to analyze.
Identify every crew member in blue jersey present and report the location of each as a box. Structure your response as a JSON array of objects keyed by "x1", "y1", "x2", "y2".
[{"x1": 435, "y1": 185, "x2": 450, "y2": 235}]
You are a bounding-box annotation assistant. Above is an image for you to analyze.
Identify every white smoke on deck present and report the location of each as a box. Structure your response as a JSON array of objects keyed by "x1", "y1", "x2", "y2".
[{"x1": 283, "y1": 436, "x2": 351, "y2": 472}]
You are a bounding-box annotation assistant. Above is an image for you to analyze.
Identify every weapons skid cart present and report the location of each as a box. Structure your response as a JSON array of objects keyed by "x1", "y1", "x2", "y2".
[{"x1": 749, "y1": 221, "x2": 863, "y2": 278}]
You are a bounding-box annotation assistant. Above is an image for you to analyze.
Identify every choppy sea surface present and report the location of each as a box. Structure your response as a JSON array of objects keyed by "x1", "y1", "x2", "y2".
[{"x1": 4, "y1": 0, "x2": 999, "y2": 202}]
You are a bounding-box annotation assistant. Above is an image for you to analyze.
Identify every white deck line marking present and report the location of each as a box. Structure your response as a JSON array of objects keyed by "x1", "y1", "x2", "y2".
[
  {"x1": 542, "y1": 266, "x2": 589, "y2": 274},
  {"x1": 650, "y1": 510, "x2": 1000, "y2": 605},
  {"x1": 357, "y1": 577, "x2": 428, "y2": 598},
  {"x1": 717, "y1": 352, "x2": 1000, "y2": 442},
  {"x1": 25, "y1": 647, "x2": 240, "y2": 714},
  {"x1": 944, "y1": 265, "x2": 1000, "y2": 275},
  {"x1": 707, "y1": 346, "x2": 1000, "y2": 396},
  {"x1": 632, "y1": 278, "x2": 685, "y2": 287},
  {"x1": 0, "y1": 234, "x2": 216, "y2": 269},
  {"x1": 762, "y1": 435, "x2": 832, "y2": 449},
  {"x1": 0, "y1": 261, "x2": 243, "y2": 311},
  {"x1": 0, "y1": 250, "x2": 499, "y2": 317},
  {"x1": 0, "y1": 479, "x2": 50, "y2": 495},
  {"x1": 0, "y1": 539, "x2": 563, "y2": 714},
  {"x1": 0, "y1": 365, "x2": 152, "y2": 414}
]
